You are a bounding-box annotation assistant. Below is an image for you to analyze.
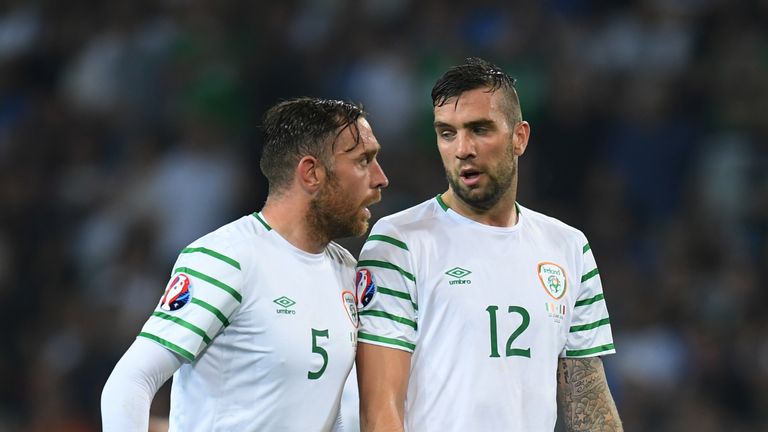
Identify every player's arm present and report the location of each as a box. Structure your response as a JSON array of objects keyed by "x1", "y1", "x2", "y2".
[
  {"x1": 101, "y1": 338, "x2": 183, "y2": 432},
  {"x1": 357, "y1": 343, "x2": 411, "y2": 432},
  {"x1": 556, "y1": 356, "x2": 623, "y2": 432}
]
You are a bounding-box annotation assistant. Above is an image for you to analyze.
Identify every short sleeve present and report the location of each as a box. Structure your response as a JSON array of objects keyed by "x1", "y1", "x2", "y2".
[
  {"x1": 139, "y1": 244, "x2": 244, "y2": 361},
  {"x1": 356, "y1": 219, "x2": 418, "y2": 353},
  {"x1": 562, "y1": 239, "x2": 616, "y2": 358}
]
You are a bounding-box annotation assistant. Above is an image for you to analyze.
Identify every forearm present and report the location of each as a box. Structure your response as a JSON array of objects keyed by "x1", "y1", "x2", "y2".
[
  {"x1": 557, "y1": 357, "x2": 623, "y2": 432},
  {"x1": 360, "y1": 397, "x2": 405, "y2": 432},
  {"x1": 101, "y1": 338, "x2": 181, "y2": 431},
  {"x1": 357, "y1": 343, "x2": 410, "y2": 432}
]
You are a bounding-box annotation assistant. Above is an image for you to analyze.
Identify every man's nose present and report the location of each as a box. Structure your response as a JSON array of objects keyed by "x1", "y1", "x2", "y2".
[{"x1": 455, "y1": 134, "x2": 476, "y2": 160}]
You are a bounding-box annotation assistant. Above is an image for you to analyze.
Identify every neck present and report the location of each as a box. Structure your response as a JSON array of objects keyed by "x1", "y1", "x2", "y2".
[
  {"x1": 261, "y1": 195, "x2": 328, "y2": 254},
  {"x1": 442, "y1": 183, "x2": 519, "y2": 227}
]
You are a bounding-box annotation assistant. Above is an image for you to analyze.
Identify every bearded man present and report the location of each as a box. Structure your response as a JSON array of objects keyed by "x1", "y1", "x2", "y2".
[{"x1": 102, "y1": 97, "x2": 388, "y2": 432}]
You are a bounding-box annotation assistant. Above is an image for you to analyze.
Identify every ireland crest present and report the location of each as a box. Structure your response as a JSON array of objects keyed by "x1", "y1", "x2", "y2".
[
  {"x1": 342, "y1": 290, "x2": 359, "y2": 327},
  {"x1": 537, "y1": 262, "x2": 567, "y2": 300}
]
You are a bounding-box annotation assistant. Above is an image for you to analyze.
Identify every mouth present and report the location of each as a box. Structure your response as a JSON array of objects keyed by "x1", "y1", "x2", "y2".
[
  {"x1": 459, "y1": 167, "x2": 483, "y2": 186},
  {"x1": 361, "y1": 194, "x2": 381, "y2": 219}
]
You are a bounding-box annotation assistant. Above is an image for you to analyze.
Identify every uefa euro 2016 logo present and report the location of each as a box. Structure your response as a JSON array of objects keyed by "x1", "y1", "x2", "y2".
[
  {"x1": 356, "y1": 269, "x2": 377, "y2": 308},
  {"x1": 160, "y1": 274, "x2": 191, "y2": 311}
]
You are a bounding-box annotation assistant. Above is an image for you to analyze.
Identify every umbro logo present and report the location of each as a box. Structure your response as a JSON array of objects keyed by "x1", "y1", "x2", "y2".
[
  {"x1": 445, "y1": 267, "x2": 472, "y2": 285},
  {"x1": 274, "y1": 296, "x2": 297, "y2": 315}
]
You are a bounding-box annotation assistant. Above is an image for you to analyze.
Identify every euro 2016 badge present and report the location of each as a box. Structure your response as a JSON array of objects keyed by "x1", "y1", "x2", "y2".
[
  {"x1": 160, "y1": 273, "x2": 191, "y2": 311},
  {"x1": 355, "y1": 269, "x2": 377, "y2": 309},
  {"x1": 537, "y1": 262, "x2": 567, "y2": 300}
]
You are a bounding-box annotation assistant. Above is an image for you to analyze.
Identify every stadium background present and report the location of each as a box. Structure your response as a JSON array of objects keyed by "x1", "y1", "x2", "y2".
[{"x1": 1, "y1": 0, "x2": 767, "y2": 430}]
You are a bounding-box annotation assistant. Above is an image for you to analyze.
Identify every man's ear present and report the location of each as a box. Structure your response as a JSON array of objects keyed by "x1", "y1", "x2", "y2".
[
  {"x1": 297, "y1": 155, "x2": 326, "y2": 193},
  {"x1": 513, "y1": 121, "x2": 530, "y2": 156}
]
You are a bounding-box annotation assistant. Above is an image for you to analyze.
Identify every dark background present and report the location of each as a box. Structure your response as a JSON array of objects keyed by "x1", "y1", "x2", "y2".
[{"x1": 1, "y1": 0, "x2": 767, "y2": 430}]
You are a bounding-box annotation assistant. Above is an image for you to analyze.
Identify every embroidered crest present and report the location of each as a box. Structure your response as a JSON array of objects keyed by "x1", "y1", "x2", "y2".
[
  {"x1": 537, "y1": 262, "x2": 567, "y2": 300},
  {"x1": 342, "y1": 290, "x2": 359, "y2": 327}
]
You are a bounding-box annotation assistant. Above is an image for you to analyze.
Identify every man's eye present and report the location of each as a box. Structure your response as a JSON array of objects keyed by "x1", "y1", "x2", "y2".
[
  {"x1": 440, "y1": 130, "x2": 455, "y2": 139},
  {"x1": 473, "y1": 127, "x2": 488, "y2": 135}
]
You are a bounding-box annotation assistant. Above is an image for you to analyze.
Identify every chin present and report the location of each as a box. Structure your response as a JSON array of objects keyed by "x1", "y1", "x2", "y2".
[{"x1": 352, "y1": 222, "x2": 369, "y2": 237}]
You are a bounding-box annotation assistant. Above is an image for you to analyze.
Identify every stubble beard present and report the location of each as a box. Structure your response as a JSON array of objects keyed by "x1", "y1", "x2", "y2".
[
  {"x1": 308, "y1": 173, "x2": 369, "y2": 244},
  {"x1": 446, "y1": 147, "x2": 517, "y2": 211}
]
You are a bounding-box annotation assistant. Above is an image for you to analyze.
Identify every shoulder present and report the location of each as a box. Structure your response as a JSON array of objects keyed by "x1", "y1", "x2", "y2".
[
  {"x1": 372, "y1": 198, "x2": 443, "y2": 235},
  {"x1": 519, "y1": 204, "x2": 588, "y2": 245},
  {"x1": 183, "y1": 214, "x2": 270, "y2": 261},
  {"x1": 326, "y1": 241, "x2": 357, "y2": 268}
]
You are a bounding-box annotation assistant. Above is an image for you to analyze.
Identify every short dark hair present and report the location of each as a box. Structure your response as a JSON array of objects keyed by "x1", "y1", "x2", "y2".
[
  {"x1": 260, "y1": 97, "x2": 366, "y2": 193},
  {"x1": 431, "y1": 57, "x2": 522, "y2": 124}
]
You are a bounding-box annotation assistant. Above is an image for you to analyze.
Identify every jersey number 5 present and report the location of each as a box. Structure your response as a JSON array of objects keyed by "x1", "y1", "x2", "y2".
[
  {"x1": 486, "y1": 305, "x2": 531, "y2": 358},
  {"x1": 308, "y1": 328, "x2": 329, "y2": 380}
]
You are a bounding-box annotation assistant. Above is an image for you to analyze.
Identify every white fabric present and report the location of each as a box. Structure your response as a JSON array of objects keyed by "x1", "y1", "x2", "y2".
[
  {"x1": 356, "y1": 197, "x2": 615, "y2": 431},
  {"x1": 335, "y1": 364, "x2": 360, "y2": 432},
  {"x1": 137, "y1": 213, "x2": 359, "y2": 431},
  {"x1": 101, "y1": 337, "x2": 182, "y2": 431}
]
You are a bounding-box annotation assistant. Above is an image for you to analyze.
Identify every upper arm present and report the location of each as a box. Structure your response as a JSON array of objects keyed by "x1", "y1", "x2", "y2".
[
  {"x1": 556, "y1": 356, "x2": 622, "y2": 432},
  {"x1": 563, "y1": 238, "x2": 615, "y2": 358},
  {"x1": 356, "y1": 343, "x2": 411, "y2": 432},
  {"x1": 140, "y1": 242, "x2": 244, "y2": 361},
  {"x1": 356, "y1": 220, "x2": 418, "y2": 351}
]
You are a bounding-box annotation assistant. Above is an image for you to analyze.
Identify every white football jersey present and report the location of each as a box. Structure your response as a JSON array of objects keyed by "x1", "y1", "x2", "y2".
[
  {"x1": 356, "y1": 195, "x2": 615, "y2": 431},
  {"x1": 139, "y1": 213, "x2": 359, "y2": 431}
]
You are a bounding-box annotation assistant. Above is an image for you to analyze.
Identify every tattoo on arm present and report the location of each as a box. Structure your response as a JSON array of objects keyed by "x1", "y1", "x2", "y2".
[{"x1": 557, "y1": 357, "x2": 623, "y2": 432}]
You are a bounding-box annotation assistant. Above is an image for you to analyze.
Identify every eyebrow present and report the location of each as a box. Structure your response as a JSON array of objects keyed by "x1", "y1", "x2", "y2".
[
  {"x1": 342, "y1": 141, "x2": 380, "y2": 159},
  {"x1": 434, "y1": 119, "x2": 495, "y2": 129},
  {"x1": 362, "y1": 145, "x2": 380, "y2": 158}
]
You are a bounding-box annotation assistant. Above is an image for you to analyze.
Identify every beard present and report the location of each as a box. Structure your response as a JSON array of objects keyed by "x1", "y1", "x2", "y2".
[
  {"x1": 445, "y1": 147, "x2": 517, "y2": 211},
  {"x1": 307, "y1": 172, "x2": 371, "y2": 243}
]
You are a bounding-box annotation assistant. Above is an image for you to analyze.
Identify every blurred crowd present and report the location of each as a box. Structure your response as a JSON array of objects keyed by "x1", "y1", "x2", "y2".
[{"x1": 1, "y1": 0, "x2": 767, "y2": 430}]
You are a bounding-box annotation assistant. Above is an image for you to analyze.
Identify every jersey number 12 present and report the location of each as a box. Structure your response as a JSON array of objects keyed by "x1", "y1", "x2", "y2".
[{"x1": 486, "y1": 305, "x2": 531, "y2": 358}]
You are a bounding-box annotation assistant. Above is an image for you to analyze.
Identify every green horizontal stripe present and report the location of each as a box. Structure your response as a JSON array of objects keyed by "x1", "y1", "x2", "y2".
[
  {"x1": 570, "y1": 318, "x2": 611, "y2": 333},
  {"x1": 367, "y1": 234, "x2": 409, "y2": 251},
  {"x1": 378, "y1": 286, "x2": 412, "y2": 301},
  {"x1": 358, "y1": 260, "x2": 415, "y2": 282},
  {"x1": 181, "y1": 247, "x2": 241, "y2": 270},
  {"x1": 575, "y1": 293, "x2": 604, "y2": 307},
  {"x1": 360, "y1": 310, "x2": 417, "y2": 330},
  {"x1": 581, "y1": 268, "x2": 600, "y2": 283},
  {"x1": 174, "y1": 267, "x2": 242, "y2": 303},
  {"x1": 138, "y1": 332, "x2": 195, "y2": 362},
  {"x1": 152, "y1": 311, "x2": 212, "y2": 344},
  {"x1": 566, "y1": 343, "x2": 615, "y2": 357},
  {"x1": 191, "y1": 298, "x2": 230, "y2": 327},
  {"x1": 377, "y1": 287, "x2": 418, "y2": 311},
  {"x1": 583, "y1": 243, "x2": 591, "y2": 253},
  {"x1": 358, "y1": 332, "x2": 416, "y2": 351},
  {"x1": 252, "y1": 212, "x2": 272, "y2": 231}
]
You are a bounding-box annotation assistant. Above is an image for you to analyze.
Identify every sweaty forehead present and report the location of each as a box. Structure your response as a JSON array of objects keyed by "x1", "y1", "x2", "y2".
[
  {"x1": 434, "y1": 88, "x2": 505, "y2": 121},
  {"x1": 336, "y1": 117, "x2": 379, "y2": 154}
]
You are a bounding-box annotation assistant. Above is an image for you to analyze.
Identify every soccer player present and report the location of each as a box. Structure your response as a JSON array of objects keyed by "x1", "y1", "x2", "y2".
[
  {"x1": 355, "y1": 58, "x2": 623, "y2": 431},
  {"x1": 101, "y1": 97, "x2": 388, "y2": 431}
]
